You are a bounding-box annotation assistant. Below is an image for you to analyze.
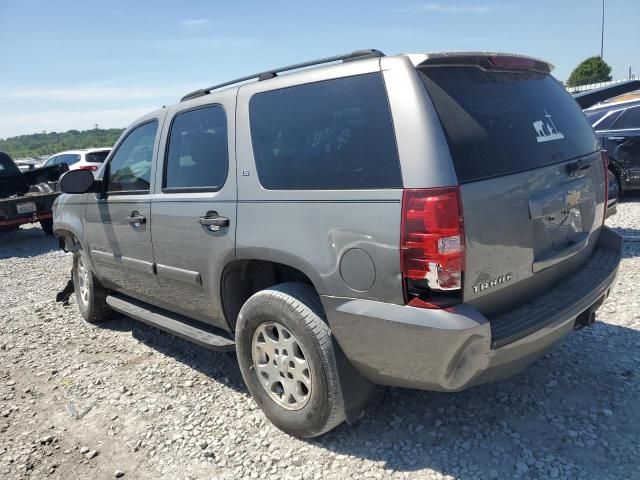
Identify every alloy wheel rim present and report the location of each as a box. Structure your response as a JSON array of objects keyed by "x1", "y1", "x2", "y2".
[
  {"x1": 77, "y1": 256, "x2": 90, "y2": 306},
  {"x1": 251, "y1": 321, "x2": 312, "y2": 410}
]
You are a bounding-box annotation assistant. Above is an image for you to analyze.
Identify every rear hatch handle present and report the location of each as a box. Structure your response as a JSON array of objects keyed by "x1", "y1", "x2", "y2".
[
  {"x1": 565, "y1": 159, "x2": 590, "y2": 177},
  {"x1": 532, "y1": 232, "x2": 589, "y2": 273}
]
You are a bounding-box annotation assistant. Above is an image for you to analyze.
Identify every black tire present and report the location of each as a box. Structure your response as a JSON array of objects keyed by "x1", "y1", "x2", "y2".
[
  {"x1": 72, "y1": 249, "x2": 112, "y2": 323},
  {"x1": 235, "y1": 282, "x2": 345, "y2": 438},
  {"x1": 40, "y1": 218, "x2": 54, "y2": 235}
]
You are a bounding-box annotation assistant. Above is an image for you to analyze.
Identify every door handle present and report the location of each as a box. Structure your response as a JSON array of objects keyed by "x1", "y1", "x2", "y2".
[
  {"x1": 199, "y1": 212, "x2": 229, "y2": 232},
  {"x1": 607, "y1": 136, "x2": 626, "y2": 142},
  {"x1": 126, "y1": 212, "x2": 146, "y2": 227}
]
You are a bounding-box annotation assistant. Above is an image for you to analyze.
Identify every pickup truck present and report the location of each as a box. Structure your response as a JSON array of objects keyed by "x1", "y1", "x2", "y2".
[{"x1": 0, "y1": 151, "x2": 67, "y2": 235}]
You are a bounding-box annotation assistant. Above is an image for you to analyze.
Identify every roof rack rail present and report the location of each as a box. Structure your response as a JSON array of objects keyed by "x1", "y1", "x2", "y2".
[{"x1": 180, "y1": 49, "x2": 384, "y2": 102}]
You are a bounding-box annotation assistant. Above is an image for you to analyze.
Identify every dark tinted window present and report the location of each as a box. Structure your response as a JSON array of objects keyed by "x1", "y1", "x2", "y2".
[
  {"x1": 86, "y1": 150, "x2": 110, "y2": 163},
  {"x1": 613, "y1": 106, "x2": 640, "y2": 130},
  {"x1": 164, "y1": 106, "x2": 228, "y2": 190},
  {"x1": 59, "y1": 154, "x2": 81, "y2": 166},
  {"x1": 107, "y1": 121, "x2": 157, "y2": 192},
  {"x1": 249, "y1": 73, "x2": 401, "y2": 190},
  {"x1": 594, "y1": 109, "x2": 624, "y2": 131},
  {"x1": 420, "y1": 67, "x2": 600, "y2": 183},
  {"x1": 45, "y1": 156, "x2": 59, "y2": 166}
]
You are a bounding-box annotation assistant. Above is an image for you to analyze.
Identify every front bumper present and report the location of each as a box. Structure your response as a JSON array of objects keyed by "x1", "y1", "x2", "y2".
[{"x1": 323, "y1": 227, "x2": 622, "y2": 392}]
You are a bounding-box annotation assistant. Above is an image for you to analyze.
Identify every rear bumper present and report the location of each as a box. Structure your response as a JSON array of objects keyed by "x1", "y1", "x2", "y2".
[
  {"x1": 0, "y1": 193, "x2": 58, "y2": 227},
  {"x1": 0, "y1": 211, "x2": 53, "y2": 227},
  {"x1": 323, "y1": 227, "x2": 622, "y2": 392}
]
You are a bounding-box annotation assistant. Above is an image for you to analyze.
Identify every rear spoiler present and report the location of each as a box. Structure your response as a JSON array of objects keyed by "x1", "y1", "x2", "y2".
[
  {"x1": 573, "y1": 80, "x2": 640, "y2": 109},
  {"x1": 416, "y1": 52, "x2": 553, "y2": 74}
]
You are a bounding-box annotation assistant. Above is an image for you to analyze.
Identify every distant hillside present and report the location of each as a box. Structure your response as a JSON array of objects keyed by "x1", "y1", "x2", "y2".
[{"x1": 0, "y1": 128, "x2": 125, "y2": 159}]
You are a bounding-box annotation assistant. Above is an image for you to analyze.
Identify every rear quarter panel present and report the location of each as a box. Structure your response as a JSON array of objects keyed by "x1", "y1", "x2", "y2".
[{"x1": 235, "y1": 59, "x2": 406, "y2": 304}]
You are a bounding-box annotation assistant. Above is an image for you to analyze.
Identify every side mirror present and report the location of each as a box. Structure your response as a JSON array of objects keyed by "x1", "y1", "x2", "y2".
[{"x1": 59, "y1": 169, "x2": 101, "y2": 194}]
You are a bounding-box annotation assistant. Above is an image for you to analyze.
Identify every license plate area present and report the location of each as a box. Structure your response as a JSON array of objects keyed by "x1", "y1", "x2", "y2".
[
  {"x1": 528, "y1": 177, "x2": 596, "y2": 272},
  {"x1": 16, "y1": 202, "x2": 37, "y2": 214}
]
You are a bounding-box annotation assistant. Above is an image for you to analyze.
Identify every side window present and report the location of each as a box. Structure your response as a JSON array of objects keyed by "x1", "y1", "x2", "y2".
[
  {"x1": 60, "y1": 154, "x2": 81, "y2": 166},
  {"x1": 107, "y1": 121, "x2": 158, "y2": 193},
  {"x1": 619, "y1": 107, "x2": 640, "y2": 130},
  {"x1": 595, "y1": 110, "x2": 624, "y2": 131},
  {"x1": 249, "y1": 73, "x2": 402, "y2": 190},
  {"x1": 164, "y1": 105, "x2": 228, "y2": 190}
]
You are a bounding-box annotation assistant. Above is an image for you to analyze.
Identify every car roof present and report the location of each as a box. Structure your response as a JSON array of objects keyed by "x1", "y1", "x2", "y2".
[
  {"x1": 584, "y1": 97, "x2": 640, "y2": 112},
  {"x1": 84, "y1": 147, "x2": 111, "y2": 153},
  {"x1": 49, "y1": 150, "x2": 87, "y2": 156},
  {"x1": 49, "y1": 148, "x2": 111, "y2": 156},
  {"x1": 128, "y1": 50, "x2": 554, "y2": 129}
]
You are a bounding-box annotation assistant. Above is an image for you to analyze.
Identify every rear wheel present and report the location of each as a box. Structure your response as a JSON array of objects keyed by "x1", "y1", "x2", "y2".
[
  {"x1": 235, "y1": 283, "x2": 345, "y2": 438},
  {"x1": 72, "y1": 249, "x2": 112, "y2": 323},
  {"x1": 40, "y1": 218, "x2": 54, "y2": 235}
]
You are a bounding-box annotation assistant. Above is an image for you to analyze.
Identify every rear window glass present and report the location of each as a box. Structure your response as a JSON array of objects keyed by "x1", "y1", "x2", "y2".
[
  {"x1": 86, "y1": 150, "x2": 110, "y2": 163},
  {"x1": 249, "y1": 73, "x2": 402, "y2": 190},
  {"x1": 419, "y1": 67, "x2": 599, "y2": 183}
]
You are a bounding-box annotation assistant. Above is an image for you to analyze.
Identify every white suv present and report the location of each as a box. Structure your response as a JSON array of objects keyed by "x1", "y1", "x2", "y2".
[{"x1": 45, "y1": 148, "x2": 111, "y2": 177}]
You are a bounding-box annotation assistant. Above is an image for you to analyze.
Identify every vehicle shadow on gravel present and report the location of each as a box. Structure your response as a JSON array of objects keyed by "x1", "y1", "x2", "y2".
[
  {"x1": 310, "y1": 320, "x2": 639, "y2": 479},
  {"x1": 0, "y1": 227, "x2": 58, "y2": 258},
  {"x1": 97, "y1": 314, "x2": 247, "y2": 394},
  {"x1": 619, "y1": 191, "x2": 640, "y2": 203}
]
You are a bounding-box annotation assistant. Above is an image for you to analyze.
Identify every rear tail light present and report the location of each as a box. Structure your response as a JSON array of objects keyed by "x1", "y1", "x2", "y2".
[
  {"x1": 602, "y1": 150, "x2": 609, "y2": 225},
  {"x1": 401, "y1": 187, "x2": 465, "y2": 308},
  {"x1": 78, "y1": 165, "x2": 98, "y2": 172}
]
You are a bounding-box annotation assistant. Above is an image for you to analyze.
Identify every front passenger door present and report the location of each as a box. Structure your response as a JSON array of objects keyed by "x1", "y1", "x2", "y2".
[{"x1": 84, "y1": 118, "x2": 163, "y2": 300}]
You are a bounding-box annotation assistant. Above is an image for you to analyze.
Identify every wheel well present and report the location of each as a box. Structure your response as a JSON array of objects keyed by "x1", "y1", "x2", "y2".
[
  {"x1": 56, "y1": 229, "x2": 81, "y2": 252},
  {"x1": 221, "y1": 260, "x2": 315, "y2": 331}
]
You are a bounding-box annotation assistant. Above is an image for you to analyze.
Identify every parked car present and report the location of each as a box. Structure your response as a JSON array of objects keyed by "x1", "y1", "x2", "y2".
[
  {"x1": 54, "y1": 50, "x2": 622, "y2": 438},
  {"x1": 0, "y1": 151, "x2": 67, "y2": 234},
  {"x1": 584, "y1": 98, "x2": 640, "y2": 196},
  {"x1": 45, "y1": 148, "x2": 111, "y2": 178}
]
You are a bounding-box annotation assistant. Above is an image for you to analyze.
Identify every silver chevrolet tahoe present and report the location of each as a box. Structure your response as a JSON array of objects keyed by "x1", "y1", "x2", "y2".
[{"x1": 53, "y1": 50, "x2": 622, "y2": 438}]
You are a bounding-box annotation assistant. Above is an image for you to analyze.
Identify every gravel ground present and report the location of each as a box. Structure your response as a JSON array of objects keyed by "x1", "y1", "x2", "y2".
[{"x1": 1, "y1": 198, "x2": 639, "y2": 480}]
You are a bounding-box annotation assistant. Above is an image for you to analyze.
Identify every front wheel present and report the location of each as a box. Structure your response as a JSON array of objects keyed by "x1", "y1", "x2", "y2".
[
  {"x1": 72, "y1": 250, "x2": 112, "y2": 323},
  {"x1": 235, "y1": 283, "x2": 345, "y2": 438}
]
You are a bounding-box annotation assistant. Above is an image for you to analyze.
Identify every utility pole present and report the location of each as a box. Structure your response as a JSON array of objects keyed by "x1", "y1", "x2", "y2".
[{"x1": 600, "y1": 0, "x2": 605, "y2": 59}]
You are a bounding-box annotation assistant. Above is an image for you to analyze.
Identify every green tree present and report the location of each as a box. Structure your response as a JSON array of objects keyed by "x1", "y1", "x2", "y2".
[
  {"x1": 0, "y1": 128, "x2": 125, "y2": 159},
  {"x1": 566, "y1": 56, "x2": 612, "y2": 87}
]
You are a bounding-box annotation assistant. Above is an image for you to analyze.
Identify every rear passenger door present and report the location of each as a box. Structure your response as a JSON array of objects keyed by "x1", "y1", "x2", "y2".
[{"x1": 150, "y1": 96, "x2": 236, "y2": 328}]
